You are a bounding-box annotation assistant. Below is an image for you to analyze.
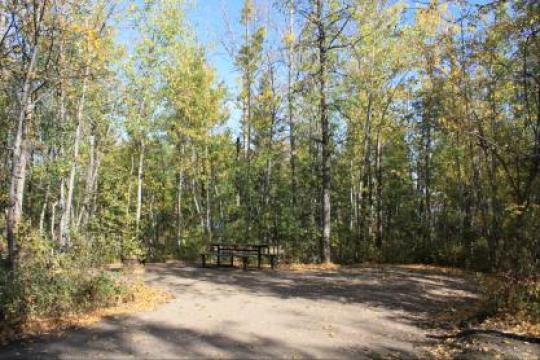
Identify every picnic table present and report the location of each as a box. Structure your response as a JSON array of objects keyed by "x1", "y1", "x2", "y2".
[{"x1": 201, "y1": 243, "x2": 277, "y2": 270}]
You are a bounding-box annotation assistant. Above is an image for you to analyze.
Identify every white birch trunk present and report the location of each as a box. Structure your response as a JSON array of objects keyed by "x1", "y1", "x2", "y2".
[{"x1": 60, "y1": 65, "x2": 89, "y2": 246}]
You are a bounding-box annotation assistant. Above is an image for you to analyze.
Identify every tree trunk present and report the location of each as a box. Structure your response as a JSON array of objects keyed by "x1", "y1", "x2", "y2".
[
  {"x1": 135, "y1": 140, "x2": 145, "y2": 236},
  {"x1": 7, "y1": 93, "x2": 36, "y2": 272},
  {"x1": 78, "y1": 127, "x2": 97, "y2": 228},
  {"x1": 375, "y1": 128, "x2": 384, "y2": 249},
  {"x1": 205, "y1": 144, "x2": 212, "y2": 244},
  {"x1": 39, "y1": 181, "x2": 50, "y2": 236},
  {"x1": 317, "y1": 0, "x2": 331, "y2": 263},
  {"x1": 176, "y1": 170, "x2": 184, "y2": 251},
  {"x1": 50, "y1": 201, "x2": 57, "y2": 241},
  {"x1": 60, "y1": 65, "x2": 89, "y2": 246},
  {"x1": 358, "y1": 94, "x2": 372, "y2": 247},
  {"x1": 349, "y1": 160, "x2": 355, "y2": 233},
  {"x1": 90, "y1": 147, "x2": 102, "y2": 224},
  {"x1": 5, "y1": 0, "x2": 46, "y2": 270},
  {"x1": 422, "y1": 99, "x2": 433, "y2": 251},
  {"x1": 126, "y1": 154, "x2": 134, "y2": 217},
  {"x1": 192, "y1": 178, "x2": 205, "y2": 238},
  {"x1": 287, "y1": 0, "x2": 297, "y2": 208}
]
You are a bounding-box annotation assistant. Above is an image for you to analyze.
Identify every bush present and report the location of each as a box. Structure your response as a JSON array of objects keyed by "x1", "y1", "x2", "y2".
[
  {"x1": 479, "y1": 272, "x2": 540, "y2": 322},
  {"x1": 0, "y1": 228, "x2": 128, "y2": 326},
  {"x1": 85, "y1": 272, "x2": 127, "y2": 308},
  {"x1": 0, "y1": 262, "x2": 128, "y2": 325}
]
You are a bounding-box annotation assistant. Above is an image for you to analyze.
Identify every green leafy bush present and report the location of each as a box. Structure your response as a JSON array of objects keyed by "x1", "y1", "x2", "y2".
[
  {"x1": 84, "y1": 272, "x2": 127, "y2": 308},
  {"x1": 0, "y1": 228, "x2": 128, "y2": 326},
  {"x1": 479, "y1": 273, "x2": 540, "y2": 322}
]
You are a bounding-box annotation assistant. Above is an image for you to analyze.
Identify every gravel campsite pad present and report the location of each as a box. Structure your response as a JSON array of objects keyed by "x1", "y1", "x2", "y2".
[{"x1": 1, "y1": 263, "x2": 537, "y2": 359}]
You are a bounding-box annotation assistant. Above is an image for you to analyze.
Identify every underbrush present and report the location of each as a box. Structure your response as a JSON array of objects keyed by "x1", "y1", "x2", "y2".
[
  {"x1": 477, "y1": 272, "x2": 540, "y2": 336},
  {"x1": 0, "y1": 266, "x2": 128, "y2": 321},
  {"x1": 0, "y1": 230, "x2": 171, "y2": 345}
]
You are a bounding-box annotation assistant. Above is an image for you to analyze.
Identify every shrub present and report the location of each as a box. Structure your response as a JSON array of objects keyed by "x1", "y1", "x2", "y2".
[
  {"x1": 84, "y1": 272, "x2": 127, "y2": 308},
  {"x1": 479, "y1": 272, "x2": 540, "y2": 322},
  {"x1": 0, "y1": 228, "x2": 129, "y2": 327}
]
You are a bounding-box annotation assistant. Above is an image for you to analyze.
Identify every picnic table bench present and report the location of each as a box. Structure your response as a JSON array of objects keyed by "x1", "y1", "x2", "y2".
[{"x1": 201, "y1": 244, "x2": 277, "y2": 270}]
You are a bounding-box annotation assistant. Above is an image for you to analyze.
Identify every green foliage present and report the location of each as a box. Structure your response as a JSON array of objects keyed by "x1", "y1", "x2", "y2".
[
  {"x1": 479, "y1": 273, "x2": 540, "y2": 322},
  {"x1": 0, "y1": 228, "x2": 127, "y2": 325},
  {"x1": 86, "y1": 272, "x2": 128, "y2": 308},
  {"x1": 121, "y1": 236, "x2": 145, "y2": 259},
  {"x1": 0, "y1": 0, "x2": 538, "y2": 315}
]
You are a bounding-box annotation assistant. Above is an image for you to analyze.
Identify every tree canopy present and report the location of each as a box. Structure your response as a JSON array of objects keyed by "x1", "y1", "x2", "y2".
[{"x1": 0, "y1": 0, "x2": 538, "y2": 276}]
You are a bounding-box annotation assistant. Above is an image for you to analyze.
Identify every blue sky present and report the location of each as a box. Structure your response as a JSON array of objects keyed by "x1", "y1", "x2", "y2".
[
  {"x1": 186, "y1": 0, "x2": 246, "y2": 132},
  {"x1": 116, "y1": 0, "x2": 492, "y2": 133},
  {"x1": 116, "y1": 0, "x2": 248, "y2": 131},
  {"x1": 185, "y1": 0, "x2": 244, "y2": 87},
  {"x1": 118, "y1": 0, "x2": 494, "y2": 88}
]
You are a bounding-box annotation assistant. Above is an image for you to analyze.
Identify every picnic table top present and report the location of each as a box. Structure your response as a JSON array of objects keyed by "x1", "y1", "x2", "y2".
[{"x1": 209, "y1": 243, "x2": 270, "y2": 248}]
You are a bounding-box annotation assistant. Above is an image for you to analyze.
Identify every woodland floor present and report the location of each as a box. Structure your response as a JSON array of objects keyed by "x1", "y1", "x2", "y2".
[{"x1": 0, "y1": 263, "x2": 538, "y2": 359}]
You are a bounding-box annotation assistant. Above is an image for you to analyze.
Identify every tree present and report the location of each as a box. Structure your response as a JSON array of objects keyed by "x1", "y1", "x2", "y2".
[{"x1": 296, "y1": 0, "x2": 352, "y2": 262}]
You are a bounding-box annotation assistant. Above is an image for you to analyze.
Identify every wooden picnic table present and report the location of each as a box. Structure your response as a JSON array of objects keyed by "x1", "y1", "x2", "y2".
[{"x1": 201, "y1": 243, "x2": 276, "y2": 270}]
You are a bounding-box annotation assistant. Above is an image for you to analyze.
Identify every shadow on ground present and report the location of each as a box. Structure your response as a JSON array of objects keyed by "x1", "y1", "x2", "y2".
[
  {"x1": 147, "y1": 263, "x2": 479, "y2": 326},
  {"x1": 0, "y1": 264, "x2": 480, "y2": 359},
  {"x1": 0, "y1": 315, "x2": 423, "y2": 359}
]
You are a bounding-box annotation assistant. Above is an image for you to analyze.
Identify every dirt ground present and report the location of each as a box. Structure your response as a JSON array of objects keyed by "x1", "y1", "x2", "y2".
[{"x1": 0, "y1": 263, "x2": 522, "y2": 359}]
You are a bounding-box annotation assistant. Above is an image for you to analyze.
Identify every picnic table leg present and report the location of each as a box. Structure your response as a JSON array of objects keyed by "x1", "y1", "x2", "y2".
[
  {"x1": 242, "y1": 256, "x2": 248, "y2": 271},
  {"x1": 230, "y1": 255, "x2": 234, "y2": 267},
  {"x1": 257, "y1": 247, "x2": 261, "y2": 269},
  {"x1": 201, "y1": 254, "x2": 206, "y2": 268},
  {"x1": 270, "y1": 255, "x2": 275, "y2": 269}
]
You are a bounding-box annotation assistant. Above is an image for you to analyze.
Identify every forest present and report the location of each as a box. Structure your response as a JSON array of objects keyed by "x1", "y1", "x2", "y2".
[{"x1": 0, "y1": 0, "x2": 539, "y2": 356}]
